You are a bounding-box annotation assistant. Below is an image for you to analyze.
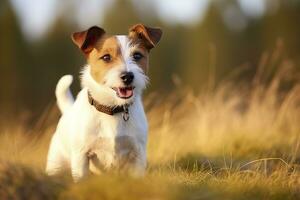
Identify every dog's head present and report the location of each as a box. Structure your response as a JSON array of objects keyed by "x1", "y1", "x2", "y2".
[{"x1": 72, "y1": 24, "x2": 162, "y2": 106}]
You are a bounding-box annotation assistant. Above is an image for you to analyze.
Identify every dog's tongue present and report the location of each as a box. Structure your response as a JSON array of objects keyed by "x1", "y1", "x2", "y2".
[{"x1": 117, "y1": 87, "x2": 133, "y2": 98}]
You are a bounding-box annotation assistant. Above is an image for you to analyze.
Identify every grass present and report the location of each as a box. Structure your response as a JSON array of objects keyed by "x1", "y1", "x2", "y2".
[{"x1": 1, "y1": 49, "x2": 300, "y2": 199}]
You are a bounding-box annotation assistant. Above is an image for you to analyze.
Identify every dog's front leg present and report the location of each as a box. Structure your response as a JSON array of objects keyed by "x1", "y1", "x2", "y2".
[
  {"x1": 129, "y1": 148, "x2": 147, "y2": 177},
  {"x1": 71, "y1": 152, "x2": 89, "y2": 182}
]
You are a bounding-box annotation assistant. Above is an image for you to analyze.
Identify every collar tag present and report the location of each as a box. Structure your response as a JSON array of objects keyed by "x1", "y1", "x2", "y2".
[{"x1": 122, "y1": 105, "x2": 129, "y2": 121}]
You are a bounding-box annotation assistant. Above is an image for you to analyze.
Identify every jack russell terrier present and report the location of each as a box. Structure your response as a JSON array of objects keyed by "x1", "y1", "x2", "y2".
[{"x1": 46, "y1": 24, "x2": 162, "y2": 181}]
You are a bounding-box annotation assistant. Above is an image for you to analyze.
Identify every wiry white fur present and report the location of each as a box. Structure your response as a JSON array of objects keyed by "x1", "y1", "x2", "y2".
[
  {"x1": 46, "y1": 35, "x2": 149, "y2": 181},
  {"x1": 55, "y1": 75, "x2": 74, "y2": 113}
]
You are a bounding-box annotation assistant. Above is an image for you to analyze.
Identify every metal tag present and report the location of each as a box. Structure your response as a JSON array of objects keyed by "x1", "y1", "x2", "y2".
[{"x1": 122, "y1": 105, "x2": 129, "y2": 121}]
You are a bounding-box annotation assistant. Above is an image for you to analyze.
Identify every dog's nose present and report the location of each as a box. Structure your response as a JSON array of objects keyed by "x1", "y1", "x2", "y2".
[{"x1": 120, "y1": 72, "x2": 134, "y2": 85}]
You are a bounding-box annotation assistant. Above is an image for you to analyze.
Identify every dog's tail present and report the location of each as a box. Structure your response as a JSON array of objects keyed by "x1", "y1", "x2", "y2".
[{"x1": 55, "y1": 75, "x2": 74, "y2": 114}]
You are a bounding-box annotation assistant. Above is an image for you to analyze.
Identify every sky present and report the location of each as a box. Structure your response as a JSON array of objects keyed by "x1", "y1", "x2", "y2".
[{"x1": 9, "y1": 0, "x2": 268, "y2": 40}]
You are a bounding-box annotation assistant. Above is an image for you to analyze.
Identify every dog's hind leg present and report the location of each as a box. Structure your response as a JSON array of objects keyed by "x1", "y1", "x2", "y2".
[
  {"x1": 46, "y1": 149, "x2": 66, "y2": 176},
  {"x1": 70, "y1": 152, "x2": 89, "y2": 182},
  {"x1": 46, "y1": 135, "x2": 67, "y2": 176}
]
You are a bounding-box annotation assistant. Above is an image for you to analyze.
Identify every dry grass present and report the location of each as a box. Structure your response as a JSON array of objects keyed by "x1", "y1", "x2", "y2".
[{"x1": 1, "y1": 49, "x2": 300, "y2": 199}]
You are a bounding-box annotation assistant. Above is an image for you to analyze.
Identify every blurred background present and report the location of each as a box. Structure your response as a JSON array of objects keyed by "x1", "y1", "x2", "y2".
[{"x1": 1, "y1": 0, "x2": 300, "y2": 119}]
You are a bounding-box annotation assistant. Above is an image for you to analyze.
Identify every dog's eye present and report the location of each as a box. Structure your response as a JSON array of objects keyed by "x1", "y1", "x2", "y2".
[
  {"x1": 100, "y1": 54, "x2": 112, "y2": 62},
  {"x1": 132, "y1": 52, "x2": 144, "y2": 61}
]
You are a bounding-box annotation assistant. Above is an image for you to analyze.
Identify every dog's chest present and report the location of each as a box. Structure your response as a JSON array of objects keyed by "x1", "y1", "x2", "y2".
[
  {"x1": 88, "y1": 135, "x2": 137, "y2": 172},
  {"x1": 90, "y1": 113, "x2": 134, "y2": 138},
  {"x1": 86, "y1": 114, "x2": 139, "y2": 171}
]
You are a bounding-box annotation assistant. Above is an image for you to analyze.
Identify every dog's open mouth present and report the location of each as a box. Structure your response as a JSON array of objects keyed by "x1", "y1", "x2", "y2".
[{"x1": 112, "y1": 87, "x2": 134, "y2": 99}]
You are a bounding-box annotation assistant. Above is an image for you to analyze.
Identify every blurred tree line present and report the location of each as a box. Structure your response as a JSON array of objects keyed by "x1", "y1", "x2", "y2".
[{"x1": 0, "y1": 0, "x2": 300, "y2": 117}]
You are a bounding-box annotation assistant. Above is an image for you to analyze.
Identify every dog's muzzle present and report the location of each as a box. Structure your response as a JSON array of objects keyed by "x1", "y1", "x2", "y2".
[{"x1": 120, "y1": 72, "x2": 134, "y2": 85}]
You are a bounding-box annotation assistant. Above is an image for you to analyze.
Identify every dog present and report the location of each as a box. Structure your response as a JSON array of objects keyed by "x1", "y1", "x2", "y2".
[{"x1": 45, "y1": 24, "x2": 162, "y2": 181}]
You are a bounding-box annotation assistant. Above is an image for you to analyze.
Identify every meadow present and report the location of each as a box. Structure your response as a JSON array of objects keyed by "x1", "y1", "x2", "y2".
[{"x1": 0, "y1": 51, "x2": 299, "y2": 200}]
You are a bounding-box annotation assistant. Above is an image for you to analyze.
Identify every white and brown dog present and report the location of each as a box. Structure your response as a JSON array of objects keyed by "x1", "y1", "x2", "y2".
[{"x1": 46, "y1": 24, "x2": 162, "y2": 181}]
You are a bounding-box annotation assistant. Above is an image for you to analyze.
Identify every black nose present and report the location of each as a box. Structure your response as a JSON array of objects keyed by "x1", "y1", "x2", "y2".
[{"x1": 120, "y1": 72, "x2": 134, "y2": 85}]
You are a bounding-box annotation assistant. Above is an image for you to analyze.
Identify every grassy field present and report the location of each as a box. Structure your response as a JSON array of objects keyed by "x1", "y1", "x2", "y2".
[{"x1": 1, "y1": 54, "x2": 300, "y2": 199}]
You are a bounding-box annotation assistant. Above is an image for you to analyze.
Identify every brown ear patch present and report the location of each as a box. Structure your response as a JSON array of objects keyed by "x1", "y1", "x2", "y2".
[
  {"x1": 129, "y1": 24, "x2": 162, "y2": 49},
  {"x1": 71, "y1": 26, "x2": 106, "y2": 55}
]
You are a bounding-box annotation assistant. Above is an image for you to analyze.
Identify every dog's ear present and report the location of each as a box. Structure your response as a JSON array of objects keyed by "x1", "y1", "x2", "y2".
[
  {"x1": 71, "y1": 26, "x2": 106, "y2": 54},
  {"x1": 129, "y1": 24, "x2": 162, "y2": 50}
]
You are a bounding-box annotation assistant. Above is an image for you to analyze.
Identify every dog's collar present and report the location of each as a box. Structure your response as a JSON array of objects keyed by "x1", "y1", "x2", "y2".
[{"x1": 87, "y1": 91, "x2": 131, "y2": 121}]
